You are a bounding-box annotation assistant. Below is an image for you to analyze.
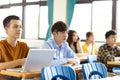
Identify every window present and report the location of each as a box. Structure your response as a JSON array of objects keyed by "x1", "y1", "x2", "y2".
[
  {"x1": 0, "y1": 0, "x2": 116, "y2": 40},
  {"x1": 0, "y1": 6, "x2": 22, "y2": 37},
  {"x1": 26, "y1": 0, "x2": 40, "y2": 2},
  {"x1": 92, "y1": 1, "x2": 112, "y2": 41},
  {"x1": 117, "y1": 1, "x2": 120, "y2": 41},
  {"x1": 70, "y1": 4, "x2": 91, "y2": 40},
  {"x1": 10, "y1": 0, "x2": 22, "y2": 3},
  {"x1": 0, "y1": 0, "x2": 9, "y2": 5},
  {"x1": 39, "y1": 6, "x2": 48, "y2": 38},
  {"x1": 25, "y1": 5, "x2": 39, "y2": 39}
]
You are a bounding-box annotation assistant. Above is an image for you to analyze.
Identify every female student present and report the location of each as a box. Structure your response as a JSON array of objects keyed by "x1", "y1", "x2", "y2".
[{"x1": 67, "y1": 30, "x2": 82, "y2": 53}]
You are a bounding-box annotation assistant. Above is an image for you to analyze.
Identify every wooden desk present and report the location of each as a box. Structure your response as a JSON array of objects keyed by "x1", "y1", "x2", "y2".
[
  {"x1": 76, "y1": 53, "x2": 88, "y2": 63},
  {"x1": 79, "y1": 57, "x2": 88, "y2": 62},
  {"x1": 0, "y1": 66, "x2": 82, "y2": 79},
  {"x1": 107, "y1": 61, "x2": 120, "y2": 66},
  {"x1": 0, "y1": 70, "x2": 40, "y2": 79}
]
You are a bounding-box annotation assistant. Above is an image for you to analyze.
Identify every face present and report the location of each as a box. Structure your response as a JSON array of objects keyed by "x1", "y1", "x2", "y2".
[
  {"x1": 87, "y1": 35, "x2": 94, "y2": 43},
  {"x1": 106, "y1": 35, "x2": 116, "y2": 45},
  {"x1": 53, "y1": 31, "x2": 68, "y2": 44},
  {"x1": 5, "y1": 19, "x2": 22, "y2": 39},
  {"x1": 72, "y1": 32, "x2": 79, "y2": 42}
]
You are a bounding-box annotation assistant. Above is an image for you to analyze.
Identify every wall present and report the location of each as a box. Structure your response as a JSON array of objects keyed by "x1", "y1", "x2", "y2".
[
  {"x1": 0, "y1": 38, "x2": 104, "y2": 49},
  {"x1": 0, "y1": 38, "x2": 44, "y2": 48}
]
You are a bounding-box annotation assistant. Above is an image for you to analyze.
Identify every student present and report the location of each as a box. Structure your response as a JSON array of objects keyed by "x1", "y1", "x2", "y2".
[
  {"x1": 82, "y1": 32, "x2": 98, "y2": 55},
  {"x1": 97, "y1": 30, "x2": 120, "y2": 72},
  {"x1": 42, "y1": 21, "x2": 80, "y2": 65},
  {"x1": 0, "y1": 15, "x2": 29, "y2": 80},
  {"x1": 67, "y1": 30, "x2": 82, "y2": 53}
]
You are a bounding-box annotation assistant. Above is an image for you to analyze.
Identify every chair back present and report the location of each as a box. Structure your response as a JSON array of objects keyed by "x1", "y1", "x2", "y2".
[
  {"x1": 82, "y1": 62, "x2": 108, "y2": 80},
  {"x1": 87, "y1": 55, "x2": 97, "y2": 63},
  {"x1": 41, "y1": 65, "x2": 76, "y2": 80}
]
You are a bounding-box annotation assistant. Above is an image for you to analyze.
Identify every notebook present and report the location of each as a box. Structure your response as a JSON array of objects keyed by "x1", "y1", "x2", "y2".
[{"x1": 7, "y1": 49, "x2": 56, "y2": 72}]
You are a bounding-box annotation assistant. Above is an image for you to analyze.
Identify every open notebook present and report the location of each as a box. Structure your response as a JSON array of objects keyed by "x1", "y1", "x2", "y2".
[{"x1": 7, "y1": 49, "x2": 56, "y2": 72}]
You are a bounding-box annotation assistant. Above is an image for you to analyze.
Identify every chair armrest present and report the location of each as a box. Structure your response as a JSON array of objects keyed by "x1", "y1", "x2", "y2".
[{"x1": 89, "y1": 71, "x2": 103, "y2": 79}]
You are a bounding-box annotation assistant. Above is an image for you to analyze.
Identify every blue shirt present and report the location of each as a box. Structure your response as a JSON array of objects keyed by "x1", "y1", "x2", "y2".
[{"x1": 42, "y1": 38, "x2": 79, "y2": 65}]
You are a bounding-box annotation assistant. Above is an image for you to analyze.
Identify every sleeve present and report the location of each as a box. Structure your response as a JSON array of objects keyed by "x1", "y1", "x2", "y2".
[
  {"x1": 42, "y1": 42, "x2": 52, "y2": 49},
  {"x1": 66, "y1": 45, "x2": 80, "y2": 64},
  {"x1": 51, "y1": 59, "x2": 67, "y2": 65},
  {"x1": 42, "y1": 42, "x2": 67, "y2": 65},
  {"x1": 0, "y1": 43, "x2": 4, "y2": 63},
  {"x1": 116, "y1": 47, "x2": 120, "y2": 56},
  {"x1": 0, "y1": 50, "x2": 2, "y2": 62}
]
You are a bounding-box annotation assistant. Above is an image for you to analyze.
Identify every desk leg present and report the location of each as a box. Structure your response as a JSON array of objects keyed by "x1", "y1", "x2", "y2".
[{"x1": 76, "y1": 72, "x2": 84, "y2": 80}]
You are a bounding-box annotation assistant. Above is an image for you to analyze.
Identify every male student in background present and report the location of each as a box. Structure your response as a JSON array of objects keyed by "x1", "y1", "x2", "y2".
[{"x1": 97, "y1": 30, "x2": 120, "y2": 72}]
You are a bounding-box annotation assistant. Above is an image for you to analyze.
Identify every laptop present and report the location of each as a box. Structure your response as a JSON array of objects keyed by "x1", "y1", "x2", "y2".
[{"x1": 7, "y1": 49, "x2": 56, "y2": 72}]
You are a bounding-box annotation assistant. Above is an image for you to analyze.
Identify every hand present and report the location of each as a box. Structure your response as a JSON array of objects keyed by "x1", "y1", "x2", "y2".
[
  {"x1": 18, "y1": 58, "x2": 26, "y2": 66},
  {"x1": 66, "y1": 58, "x2": 78, "y2": 65},
  {"x1": 114, "y1": 42, "x2": 120, "y2": 46}
]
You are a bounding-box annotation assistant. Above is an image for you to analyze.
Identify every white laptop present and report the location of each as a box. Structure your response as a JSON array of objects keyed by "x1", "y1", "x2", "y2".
[{"x1": 7, "y1": 49, "x2": 56, "y2": 72}]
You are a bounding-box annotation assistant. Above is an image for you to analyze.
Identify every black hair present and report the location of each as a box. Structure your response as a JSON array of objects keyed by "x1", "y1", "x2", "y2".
[
  {"x1": 3, "y1": 15, "x2": 20, "y2": 28},
  {"x1": 67, "y1": 30, "x2": 79, "y2": 53},
  {"x1": 86, "y1": 32, "x2": 93, "y2": 39},
  {"x1": 51, "y1": 21, "x2": 68, "y2": 33},
  {"x1": 105, "y1": 30, "x2": 116, "y2": 39}
]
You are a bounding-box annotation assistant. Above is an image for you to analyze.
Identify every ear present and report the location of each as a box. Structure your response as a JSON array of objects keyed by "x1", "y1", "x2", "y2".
[
  {"x1": 5, "y1": 27, "x2": 8, "y2": 31},
  {"x1": 52, "y1": 32, "x2": 56, "y2": 36},
  {"x1": 106, "y1": 38, "x2": 109, "y2": 42}
]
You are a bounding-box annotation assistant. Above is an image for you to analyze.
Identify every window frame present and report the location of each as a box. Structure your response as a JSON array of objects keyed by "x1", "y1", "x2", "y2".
[{"x1": 0, "y1": 0, "x2": 117, "y2": 41}]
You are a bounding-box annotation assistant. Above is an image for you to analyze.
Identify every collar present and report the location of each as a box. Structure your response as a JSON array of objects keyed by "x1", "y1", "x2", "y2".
[{"x1": 52, "y1": 38, "x2": 64, "y2": 49}]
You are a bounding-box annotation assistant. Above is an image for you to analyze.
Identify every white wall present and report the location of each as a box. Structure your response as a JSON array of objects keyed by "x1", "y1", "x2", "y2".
[
  {"x1": 0, "y1": 38, "x2": 104, "y2": 49},
  {"x1": 0, "y1": 38, "x2": 44, "y2": 48},
  {"x1": 53, "y1": 0, "x2": 67, "y2": 23},
  {"x1": 19, "y1": 39, "x2": 44, "y2": 48}
]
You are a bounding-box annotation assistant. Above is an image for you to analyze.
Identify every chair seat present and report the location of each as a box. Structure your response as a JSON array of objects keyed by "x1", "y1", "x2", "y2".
[
  {"x1": 41, "y1": 65, "x2": 76, "y2": 80},
  {"x1": 112, "y1": 67, "x2": 120, "y2": 75},
  {"x1": 82, "y1": 62, "x2": 108, "y2": 80}
]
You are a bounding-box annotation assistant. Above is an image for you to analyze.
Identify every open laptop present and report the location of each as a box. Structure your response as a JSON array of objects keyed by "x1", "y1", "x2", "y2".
[{"x1": 7, "y1": 49, "x2": 56, "y2": 72}]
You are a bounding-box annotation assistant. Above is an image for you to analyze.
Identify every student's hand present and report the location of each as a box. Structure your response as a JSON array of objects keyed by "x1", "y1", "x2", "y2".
[
  {"x1": 76, "y1": 37, "x2": 80, "y2": 43},
  {"x1": 114, "y1": 42, "x2": 120, "y2": 46},
  {"x1": 18, "y1": 58, "x2": 26, "y2": 66},
  {"x1": 66, "y1": 58, "x2": 78, "y2": 65}
]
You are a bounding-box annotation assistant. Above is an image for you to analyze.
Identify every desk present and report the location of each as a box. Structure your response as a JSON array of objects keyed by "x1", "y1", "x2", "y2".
[
  {"x1": 0, "y1": 70, "x2": 40, "y2": 79},
  {"x1": 79, "y1": 57, "x2": 88, "y2": 62},
  {"x1": 76, "y1": 53, "x2": 88, "y2": 63},
  {"x1": 107, "y1": 61, "x2": 120, "y2": 66},
  {"x1": 96, "y1": 76, "x2": 120, "y2": 80},
  {"x1": 0, "y1": 66, "x2": 82, "y2": 79}
]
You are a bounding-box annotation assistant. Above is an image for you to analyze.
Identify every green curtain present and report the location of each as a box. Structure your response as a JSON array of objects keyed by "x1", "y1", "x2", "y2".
[
  {"x1": 45, "y1": 0, "x2": 53, "y2": 41},
  {"x1": 67, "y1": 0, "x2": 76, "y2": 28}
]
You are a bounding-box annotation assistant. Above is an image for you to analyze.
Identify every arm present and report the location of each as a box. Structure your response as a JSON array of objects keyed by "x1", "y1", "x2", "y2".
[
  {"x1": 42, "y1": 42, "x2": 67, "y2": 65},
  {"x1": 42, "y1": 41, "x2": 80, "y2": 65},
  {"x1": 51, "y1": 57, "x2": 80, "y2": 65},
  {"x1": 76, "y1": 40, "x2": 83, "y2": 53},
  {"x1": 65, "y1": 46, "x2": 80, "y2": 65},
  {"x1": 115, "y1": 42, "x2": 120, "y2": 46},
  {"x1": 0, "y1": 58, "x2": 25, "y2": 70},
  {"x1": 0, "y1": 49, "x2": 25, "y2": 70}
]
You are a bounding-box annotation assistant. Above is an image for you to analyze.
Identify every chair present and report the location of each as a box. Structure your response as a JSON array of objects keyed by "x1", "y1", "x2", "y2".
[
  {"x1": 82, "y1": 62, "x2": 108, "y2": 80},
  {"x1": 41, "y1": 65, "x2": 76, "y2": 80},
  {"x1": 87, "y1": 55, "x2": 97, "y2": 63},
  {"x1": 112, "y1": 67, "x2": 120, "y2": 75}
]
